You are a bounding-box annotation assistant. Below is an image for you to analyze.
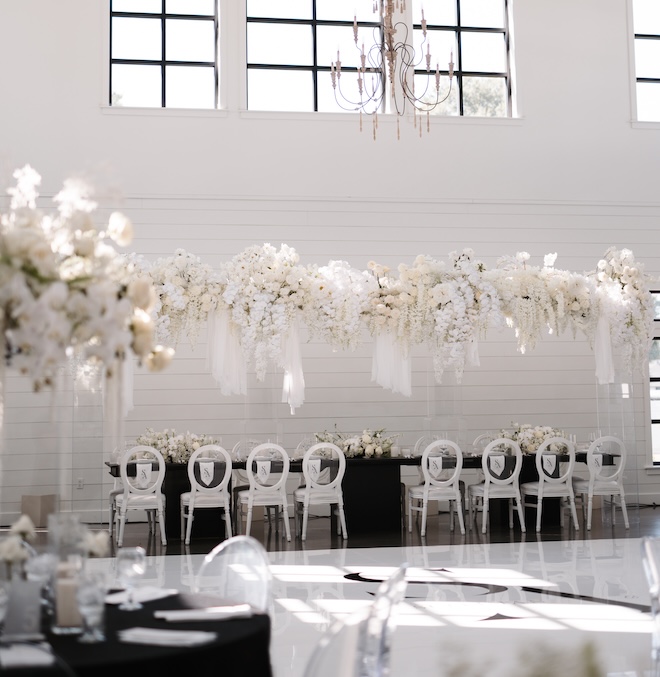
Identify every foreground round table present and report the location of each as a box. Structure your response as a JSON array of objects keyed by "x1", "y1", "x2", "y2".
[{"x1": 4, "y1": 592, "x2": 272, "y2": 677}]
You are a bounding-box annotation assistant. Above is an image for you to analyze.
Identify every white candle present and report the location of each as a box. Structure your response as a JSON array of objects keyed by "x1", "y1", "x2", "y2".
[{"x1": 56, "y1": 578, "x2": 82, "y2": 628}]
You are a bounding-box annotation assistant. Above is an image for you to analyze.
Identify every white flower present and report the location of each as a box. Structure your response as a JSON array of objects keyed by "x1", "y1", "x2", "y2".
[
  {"x1": 107, "y1": 212, "x2": 133, "y2": 247},
  {"x1": 10, "y1": 514, "x2": 36, "y2": 542},
  {"x1": 136, "y1": 427, "x2": 219, "y2": 464}
]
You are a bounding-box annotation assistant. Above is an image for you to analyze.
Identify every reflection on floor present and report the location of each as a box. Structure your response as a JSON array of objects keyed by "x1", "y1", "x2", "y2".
[{"x1": 90, "y1": 504, "x2": 660, "y2": 677}]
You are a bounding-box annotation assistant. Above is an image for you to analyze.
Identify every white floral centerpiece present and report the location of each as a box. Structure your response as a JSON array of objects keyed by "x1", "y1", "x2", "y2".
[
  {"x1": 499, "y1": 423, "x2": 568, "y2": 454},
  {"x1": 592, "y1": 246, "x2": 655, "y2": 371},
  {"x1": 302, "y1": 260, "x2": 371, "y2": 351},
  {"x1": 0, "y1": 165, "x2": 174, "y2": 389},
  {"x1": 316, "y1": 428, "x2": 397, "y2": 458},
  {"x1": 147, "y1": 248, "x2": 222, "y2": 349},
  {"x1": 219, "y1": 243, "x2": 308, "y2": 381},
  {"x1": 485, "y1": 252, "x2": 557, "y2": 355},
  {"x1": 135, "y1": 427, "x2": 220, "y2": 464}
]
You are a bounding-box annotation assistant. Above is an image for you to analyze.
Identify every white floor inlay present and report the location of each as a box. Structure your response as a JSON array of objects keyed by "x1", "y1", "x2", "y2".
[{"x1": 89, "y1": 538, "x2": 655, "y2": 677}]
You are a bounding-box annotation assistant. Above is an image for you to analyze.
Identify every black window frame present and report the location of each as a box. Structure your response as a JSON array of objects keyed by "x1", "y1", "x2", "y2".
[
  {"x1": 245, "y1": 0, "x2": 512, "y2": 116},
  {"x1": 650, "y1": 290, "x2": 660, "y2": 464},
  {"x1": 109, "y1": 0, "x2": 219, "y2": 109}
]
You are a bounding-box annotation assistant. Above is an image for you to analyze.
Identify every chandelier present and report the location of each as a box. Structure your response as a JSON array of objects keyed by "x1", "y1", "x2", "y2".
[{"x1": 330, "y1": 0, "x2": 454, "y2": 139}]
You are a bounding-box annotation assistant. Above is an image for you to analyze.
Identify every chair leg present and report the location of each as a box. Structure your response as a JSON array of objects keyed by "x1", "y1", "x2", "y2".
[
  {"x1": 117, "y1": 510, "x2": 126, "y2": 547},
  {"x1": 338, "y1": 502, "x2": 348, "y2": 539},
  {"x1": 158, "y1": 505, "x2": 167, "y2": 545},
  {"x1": 420, "y1": 500, "x2": 428, "y2": 537},
  {"x1": 180, "y1": 502, "x2": 185, "y2": 542},
  {"x1": 408, "y1": 495, "x2": 413, "y2": 533},
  {"x1": 515, "y1": 495, "x2": 526, "y2": 533},
  {"x1": 185, "y1": 506, "x2": 194, "y2": 545},
  {"x1": 536, "y1": 498, "x2": 543, "y2": 533},
  {"x1": 456, "y1": 498, "x2": 466, "y2": 535},
  {"x1": 301, "y1": 504, "x2": 309, "y2": 541},
  {"x1": 224, "y1": 500, "x2": 233, "y2": 539},
  {"x1": 282, "y1": 503, "x2": 291, "y2": 542},
  {"x1": 482, "y1": 499, "x2": 489, "y2": 534},
  {"x1": 568, "y1": 495, "x2": 580, "y2": 531},
  {"x1": 587, "y1": 496, "x2": 593, "y2": 531},
  {"x1": 246, "y1": 507, "x2": 253, "y2": 536},
  {"x1": 620, "y1": 494, "x2": 630, "y2": 528}
]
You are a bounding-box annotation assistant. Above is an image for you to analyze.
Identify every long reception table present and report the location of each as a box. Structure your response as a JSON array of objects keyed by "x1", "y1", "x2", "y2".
[{"x1": 107, "y1": 450, "x2": 605, "y2": 540}]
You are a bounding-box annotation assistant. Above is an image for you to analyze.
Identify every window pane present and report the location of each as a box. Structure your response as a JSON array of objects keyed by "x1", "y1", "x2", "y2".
[
  {"x1": 247, "y1": 0, "x2": 312, "y2": 20},
  {"x1": 113, "y1": 0, "x2": 161, "y2": 13},
  {"x1": 412, "y1": 0, "x2": 456, "y2": 25},
  {"x1": 418, "y1": 74, "x2": 459, "y2": 115},
  {"x1": 412, "y1": 72, "x2": 457, "y2": 113},
  {"x1": 167, "y1": 0, "x2": 214, "y2": 15},
  {"x1": 111, "y1": 64, "x2": 162, "y2": 106},
  {"x1": 166, "y1": 65, "x2": 215, "y2": 107},
  {"x1": 414, "y1": 29, "x2": 457, "y2": 71},
  {"x1": 637, "y1": 82, "x2": 660, "y2": 121},
  {"x1": 650, "y1": 340, "x2": 660, "y2": 377},
  {"x1": 318, "y1": 70, "x2": 359, "y2": 112},
  {"x1": 460, "y1": 0, "x2": 505, "y2": 28},
  {"x1": 248, "y1": 69, "x2": 314, "y2": 111},
  {"x1": 653, "y1": 293, "x2": 660, "y2": 320},
  {"x1": 247, "y1": 23, "x2": 313, "y2": 65},
  {"x1": 633, "y1": 0, "x2": 660, "y2": 34},
  {"x1": 317, "y1": 25, "x2": 362, "y2": 68},
  {"x1": 461, "y1": 32, "x2": 506, "y2": 72},
  {"x1": 112, "y1": 17, "x2": 162, "y2": 60},
  {"x1": 653, "y1": 422, "x2": 660, "y2": 463},
  {"x1": 316, "y1": 0, "x2": 376, "y2": 22},
  {"x1": 636, "y1": 38, "x2": 660, "y2": 78},
  {"x1": 462, "y1": 76, "x2": 507, "y2": 116},
  {"x1": 166, "y1": 19, "x2": 215, "y2": 61},
  {"x1": 651, "y1": 383, "x2": 660, "y2": 418}
]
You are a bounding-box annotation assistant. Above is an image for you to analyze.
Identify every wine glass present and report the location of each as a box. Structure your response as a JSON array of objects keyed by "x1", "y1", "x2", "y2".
[
  {"x1": 76, "y1": 571, "x2": 107, "y2": 643},
  {"x1": 116, "y1": 546, "x2": 146, "y2": 611}
]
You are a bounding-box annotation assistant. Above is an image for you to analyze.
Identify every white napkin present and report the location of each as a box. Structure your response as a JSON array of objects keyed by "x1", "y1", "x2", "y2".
[
  {"x1": 118, "y1": 627, "x2": 217, "y2": 647},
  {"x1": 0, "y1": 643, "x2": 55, "y2": 668},
  {"x1": 154, "y1": 604, "x2": 253, "y2": 622},
  {"x1": 106, "y1": 586, "x2": 178, "y2": 605}
]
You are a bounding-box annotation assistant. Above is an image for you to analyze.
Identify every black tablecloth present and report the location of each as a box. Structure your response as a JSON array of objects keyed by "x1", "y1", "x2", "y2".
[{"x1": 4, "y1": 593, "x2": 273, "y2": 677}]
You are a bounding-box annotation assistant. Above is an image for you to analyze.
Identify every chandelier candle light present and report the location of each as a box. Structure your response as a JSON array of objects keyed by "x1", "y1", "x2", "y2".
[{"x1": 330, "y1": 0, "x2": 454, "y2": 139}]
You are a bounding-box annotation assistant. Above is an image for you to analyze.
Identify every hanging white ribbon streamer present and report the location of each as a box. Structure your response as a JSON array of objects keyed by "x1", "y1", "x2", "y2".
[
  {"x1": 594, "y1": 313, "x2": 615, "y2": 384},
  {"x1": 371, "y1": 331, "x2": 411, "y2": 397},
  {"x1": 206, "y1": 308, "x2": 247, "y2": 396},
  {"x1": 467, "y1": 339, "x2": 480, "y2": 367},
  {"x1": 282, "y1": 317, "x2": 305, "y2": 414}
]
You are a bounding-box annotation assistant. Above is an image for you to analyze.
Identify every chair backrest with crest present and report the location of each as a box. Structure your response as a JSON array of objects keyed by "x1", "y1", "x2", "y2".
[
  {"x1": 187, "y1": 444, "x2": 233, "y2": 498},
  {"x1": 481, "y1": 438, "x2": 523, "y2": 487},
  {"x1": 534, "y1": 436, "x2": 575, "y2": 489},
  {"x1": 420, "y1": 439, "x2": 463, "y2": 490}
]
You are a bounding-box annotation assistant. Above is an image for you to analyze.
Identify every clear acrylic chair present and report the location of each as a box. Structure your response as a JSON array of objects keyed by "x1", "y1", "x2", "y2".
[
  {"x1": 303, "y1": 564, "x2": 408, "y2": 677},
  {"x1": 236, "y1": 442, "x2": 292, "y2": 541},
  {"x1": 467, "y1": 438, "x2": 526, "y2": 534},
  {"x1": 180, "y1": 444, "x2": 233, "y2": 545},
  {"x1": 293, "y1": 442, "x2": 348, "y2": 541},
  {"x1": 408, "y1": 439, "x2": 465, "y2": 536},
  {"x1": 572, "y1": 435, "x2": 629, "y2": 531},
  {"x1": 115, "y1": 445, "x2": 167, "y2": 547},
  {"x1": 641, "y1": 537, "x2": 660, "y2": 677},
  {"x1": 193, "y1": 535, "x2": 272, "y2": 614},
  {"x1": 520, "y1": 436, "x2": 580, "y2": 532}
]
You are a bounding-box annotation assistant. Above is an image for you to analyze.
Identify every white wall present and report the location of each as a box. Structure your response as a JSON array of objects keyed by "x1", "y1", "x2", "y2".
[{"x1": 0, "y1": 0, "x2": 659, "y2": 524}]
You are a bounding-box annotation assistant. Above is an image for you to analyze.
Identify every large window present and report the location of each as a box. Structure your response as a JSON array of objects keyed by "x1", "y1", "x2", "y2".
[
  {"x1": 110, "y1": 0, "x2": 218, "y2": 109},
  {"x1": 632, "y1": 0, "x2": 660, "y2": 122},
  {"x1": 246, "y1": 0, "x2": 512, "y2": 116},
  {"x1": 650, "y1": 291, "x2": 660, "y2": 464}
]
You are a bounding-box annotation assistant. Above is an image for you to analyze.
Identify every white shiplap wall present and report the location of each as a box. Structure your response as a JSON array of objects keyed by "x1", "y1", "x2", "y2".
[{"x1": 0, "y1": 0, "x2": 659, "y2": 525}]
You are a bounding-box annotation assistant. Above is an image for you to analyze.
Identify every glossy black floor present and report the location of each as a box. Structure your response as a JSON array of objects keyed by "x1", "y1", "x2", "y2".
[{"x1": 104, "y1": 501, "x2": 660, "y2": 557}]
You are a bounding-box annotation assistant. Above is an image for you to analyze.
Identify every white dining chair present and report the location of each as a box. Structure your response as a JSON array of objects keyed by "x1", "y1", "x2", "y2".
[
  {"x1": 180, "y1": 444, "x2": 233, "y2": 545},
  {"x1": 236, "y1": 442, "x2": 292, "y2": 541},
  {"x1": 520, "y1": 436, "x2": 580, "y2": 532},
  {"x1": 467, "y1": 438, "x2": 526, "y2": 534},
  {"x1": 572, "y1": 435, "x2": 629, "y2": 531},
  {"x1": 408, "y1": 439, "x2": 465, "y2": 536},
  {"x1": 115, "y1": 445, "x2": 167, "y2": 547},
  {"x1": 293, "y1": 442, "x2": 348, "y2": 541}
]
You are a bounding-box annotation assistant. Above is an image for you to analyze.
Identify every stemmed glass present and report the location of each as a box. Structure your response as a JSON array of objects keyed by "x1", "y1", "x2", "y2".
[
  {"x1": 76, "y1": 571, "x2": 108, "y2": 643},
  {"x1": 116, "y1": 546, "x2": 146, "y2": 611}
]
